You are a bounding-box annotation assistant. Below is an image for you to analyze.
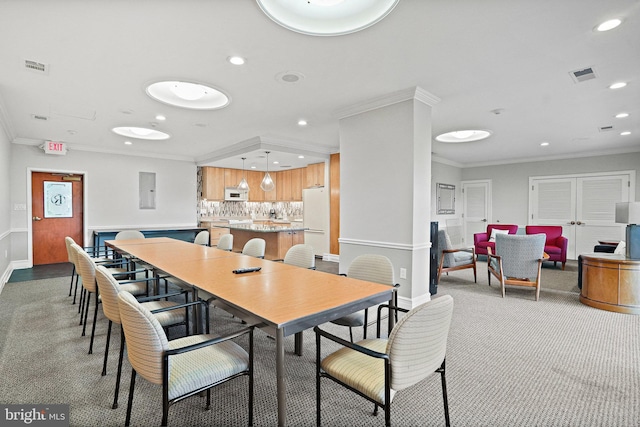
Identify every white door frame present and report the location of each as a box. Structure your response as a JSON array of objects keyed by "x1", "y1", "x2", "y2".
[{"x1": 461, "y1": 179, "x2": 492, "y2": 248}]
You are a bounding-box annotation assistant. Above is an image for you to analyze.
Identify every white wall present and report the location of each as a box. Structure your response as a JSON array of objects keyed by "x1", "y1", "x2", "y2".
[
  {"x1": 0, "y1": 125, "x2": 11, "y2": 283},
  {"x1": 431, "y1": 160, "x2": 463, "y2": 225},
  {"x1": 10, "y1": 144, "x2": 197, "y2": 263},
  {"x1": 461, "y1": 153, "x2": 640, "y2": 226}
]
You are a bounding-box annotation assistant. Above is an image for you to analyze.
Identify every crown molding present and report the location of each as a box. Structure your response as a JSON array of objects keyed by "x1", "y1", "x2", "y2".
[{"x1": 336, "y1": 86, "x2": 441, "y2": 120}]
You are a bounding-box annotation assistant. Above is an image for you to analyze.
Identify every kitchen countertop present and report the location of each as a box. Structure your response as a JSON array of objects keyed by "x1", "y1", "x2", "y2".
[{"x1": 214, "y1": 223, "x2": 308, "y2": 233}]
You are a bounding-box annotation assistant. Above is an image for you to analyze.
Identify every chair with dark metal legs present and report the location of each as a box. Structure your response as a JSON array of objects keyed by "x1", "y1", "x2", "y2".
[
  {"x1": 315, "y1": 295, "x2": 454, "y2": 427},
  {"x1": 118, "y1": 291, "x2": 254, "y2": 426},
  {"x1": 95, "y1": 265, "x2": 198, "y2": 409}
]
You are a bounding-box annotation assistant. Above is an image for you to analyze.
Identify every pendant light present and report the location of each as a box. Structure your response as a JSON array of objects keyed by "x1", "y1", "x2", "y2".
[
  {"x1": 260, "y1": 151, "x2": 275, "y2": 192},
  {"x1": 238, "y1": 157, "x2": 249, "y2": 191}
]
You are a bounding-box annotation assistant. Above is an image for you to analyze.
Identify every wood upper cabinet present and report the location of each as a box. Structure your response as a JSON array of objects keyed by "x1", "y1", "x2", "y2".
[
  {"x1": 276, "y1": 170, "x2": 291, "y2": 201},
  {"x1": 224, "y1": 168, "x2": 244, "y2": 189},
  {"x1": 290, "y1": 168, "x2": 303, "y2": 201},
  {"x1": 263, "y1": 171, "x2": 277, "y2": 201},
  {"x1": 247, "y1": 170, "x2": 264, "y2": 202},
  {"x1": 201, "y1": 167, "x2": 225, "y2": 200},
  {"x1": 305, "y1": 162, "x2": 325, "y2": 188}
]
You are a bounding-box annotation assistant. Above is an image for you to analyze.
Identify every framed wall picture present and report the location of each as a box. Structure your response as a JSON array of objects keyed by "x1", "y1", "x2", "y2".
[
  {"x1": 436, "y1": 183, "x2": 455, "y2": 215},
  {"x1": 44, "y1": 181, "x2": 73, "y2": 218}
]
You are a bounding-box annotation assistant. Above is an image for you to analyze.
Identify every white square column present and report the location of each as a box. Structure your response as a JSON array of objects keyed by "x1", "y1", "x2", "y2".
[{"x1": 338, "y1": 87, "x2": 440, "y2": 307}]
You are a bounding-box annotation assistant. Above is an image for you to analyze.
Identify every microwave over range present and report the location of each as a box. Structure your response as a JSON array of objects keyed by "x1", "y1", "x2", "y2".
[{"x1": 224, "y1": 187, "x2": 248, "y2": 201}]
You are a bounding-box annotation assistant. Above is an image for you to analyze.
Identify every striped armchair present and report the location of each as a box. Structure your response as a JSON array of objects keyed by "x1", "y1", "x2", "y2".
[
  {"x1": 315, "y1": 295, "x2": 454, "y2": 427},
  {"x1": 118, "y1": 291, "x2": 254, "y2": 426}
]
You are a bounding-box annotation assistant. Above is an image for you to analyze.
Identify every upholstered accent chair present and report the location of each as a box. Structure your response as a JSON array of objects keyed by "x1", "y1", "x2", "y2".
[
  {"x1": 66, "y1": 236, "x2": 114, "y2": 304},
  {"x1": 437, "y1": 229, "x2": 477, "y2": 283},
  {"x1": 525, "y1": 225, "x2": 568, "y2": 270},
  {"x1": 315, "y1": 295, "x2": 454, "y2": 427},
  {"x1": 474, "y1": 224, "x2": 519, "y2": 256},
  {"x1": 193, "y1": 230, "x2": 210, "y2": 246},
  {"x1": 283, "y1": 244, "x2": 316, "y2": 269},
  {"x1": 217, "y1": 233, "x2": 234, "y2": 251},
  {"x1": 487, "y1": 233, "x2": 548, "y2": 301},
  {"x1": 115, "y1": 230, "x2": 145, "y2": 240},
  {"x1": 118, "y1": 291, "x2": 254, "y2": 426},
  {"x1": 95, "y1": 265, "x2": 193, "y2": 409},
  {"x1": 242, "y1": 238, "x2": 266, "y2": 258},
  {"x1": 330, "y1": 254, "x2": 400, "y2": 342}
]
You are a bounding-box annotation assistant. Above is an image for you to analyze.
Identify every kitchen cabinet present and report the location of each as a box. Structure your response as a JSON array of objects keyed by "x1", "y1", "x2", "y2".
[
  {"x1": 201, "y1": 167, "x2": 225, "y2": 200},
  {"x1": 223, "y1": 224, "x2": 306, "y2": 260},
  {"x1": 247, "y1": 170, "x2": 264, "y2": 202},
  {"x1": 276, "y1": 170, "x2": 291, "y2": 201},
  {"x1": 208, "y1": 224, "x2": 230, "y2": 247},
  {"x1": 224, "y1": 168, "x2": 244, "y2": 189},
  {"x1": 290, "y1": 168, "x2": 303, "y2": 200},
  {"x1": 305, "y1": 162, "x2": 325, "y2": 188}
]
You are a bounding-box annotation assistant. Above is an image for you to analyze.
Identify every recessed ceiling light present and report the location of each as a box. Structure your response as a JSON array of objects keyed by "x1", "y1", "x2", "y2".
[
  {"x1": 256, "y1": 0, "x2": 399, "y2": 36},
  {"x1": 112, "y1": 126, "x2": 170, "y2": 140},
  {"x1": 435, "y1": 130, "x2": 492, "y2": 143},
  {"x1": 146, "y1": 80, "x2": 230, "y2": 110},
  {"x1": 540, "y1": 142, "x2": 550, "y2": 147},
  {"x1": 250, "y1": 165, "x2": 257, "y2": 169},
  {"x1": 124, "y1": 141, "x2": 133, "y2": 145},
  {"x1": 609, "y1": 82, "x2": 627, "y2": 89},
  {"x1": 298, "y1": 119, "x2": 308, "y2": 126},
  {"x1": 273, "y1": 161, "x2": 279, "y2": 164},
  {"x1": 228, "y1": 56, "x2": 246, "y2": 65},
  {"x1": 621, "y1": 131, "x2": 631, "y2": 136},
  {"x1": 155, "y1": 114, "x2": 166, "y2": 121},
  {"x1": 615, "y1": 112, "x2": 629, "y2": 118},
  {"x1": 298, "y1": 155, "x2": 305, "y2": 159},
  {"x1": 596, "y1": 19, "x2": 622, "y2": 32}
]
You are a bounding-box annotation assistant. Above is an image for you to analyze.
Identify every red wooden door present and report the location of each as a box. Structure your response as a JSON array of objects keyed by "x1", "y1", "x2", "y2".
[{"x1": 31, "y1": 172, "x2": 84, "y2": 265}]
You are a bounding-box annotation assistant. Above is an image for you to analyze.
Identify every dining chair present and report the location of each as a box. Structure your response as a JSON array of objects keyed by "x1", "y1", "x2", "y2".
[
  {"x1": 283, "y1": 244, "x2": 316, "y2": 269},
  {"x1": 242, "y1": 238, "x2": 266, "y2": 258},
  {"x1": 216, "y1": 233, "x2": 234, "y2": 251},
  {"x1": 193, "y1": 230, "x2": 210, "y2": 246},
  {"x1": 115, "y1": 230, "x2": 145, "y2": 240},
  {"x1": 73, "y1": 244, "x2": 150, "y2": 354},
  {"x1": 315, "y1": 295, "x2": 454, "y2": 427},
  {"x1": 95, "y1": 265, "x2": 195, "y2": 409},
  {"x1": 118, "y1": 290, "x2": 254, "y2": 426},
  {"x1": 487, "y1": 233, "x2": 548, "y2": 300},
  {"x1": 330, "y1": 254, "x2": 399, "y2": 342}
]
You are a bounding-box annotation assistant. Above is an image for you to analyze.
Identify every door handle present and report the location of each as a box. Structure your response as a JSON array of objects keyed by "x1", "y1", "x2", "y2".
[
  {"x1": 481, "y1": 219, "x2": 487, "y2": 222},
  {"x1": 569, "y1": 221, "x2": 576, "y2": 225},
  {"x1": 576, "y1": 221, "x2": 583, "y2": 225},
  {"x1": 33, "y1": 216, "x2": 42, "y2": 221}
]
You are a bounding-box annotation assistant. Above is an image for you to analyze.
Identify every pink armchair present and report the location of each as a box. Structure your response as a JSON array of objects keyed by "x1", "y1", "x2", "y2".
[
  {"x1": 525, "y1": 225, "x2": 568, "y2": 270},
  {"x1": 474, "y1": 224, "x2": 519, "y2": 256}
]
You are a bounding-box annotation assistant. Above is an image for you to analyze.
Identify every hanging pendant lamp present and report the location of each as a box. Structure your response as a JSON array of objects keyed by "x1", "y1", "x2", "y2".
[
  {"x1": 238, "y1": 157, "x2": 249, "y2": 191},
  {"x1": 260, "y1": 151, "x2": 275, "y2": 192}
]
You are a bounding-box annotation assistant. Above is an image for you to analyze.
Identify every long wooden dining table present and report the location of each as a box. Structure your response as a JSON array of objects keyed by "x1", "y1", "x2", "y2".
[{"x1": 105, "y1": 237, "x2": 394, "y2": 426}]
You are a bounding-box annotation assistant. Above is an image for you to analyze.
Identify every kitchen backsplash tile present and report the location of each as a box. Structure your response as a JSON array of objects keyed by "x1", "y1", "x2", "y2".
[{"x1": 199, "y1": 200, "x2": 303, "y2": 219}]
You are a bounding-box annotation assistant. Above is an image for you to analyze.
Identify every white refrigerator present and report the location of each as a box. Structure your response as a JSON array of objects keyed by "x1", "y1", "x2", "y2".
[{"x1": 303, "y1": 187, "x2": 329, "y2": 257}]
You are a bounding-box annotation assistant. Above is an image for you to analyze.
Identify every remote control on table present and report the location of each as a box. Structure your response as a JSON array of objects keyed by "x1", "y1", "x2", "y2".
[{"x1": 232, "y1": 267, "x2": 262, "y2": 274}]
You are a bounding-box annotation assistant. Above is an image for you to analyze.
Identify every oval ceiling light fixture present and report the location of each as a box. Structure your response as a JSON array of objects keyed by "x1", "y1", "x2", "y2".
[
  {"x1": 256, "y1": 0, "x2": 399, "y2": 36},
  {"x1": 145, "y1": 80, "x2": 230, "y2": 110},
  {"x1": 435, "y1": 130, "x2": 492, "y2": 143},
  {"x1": 227, "y1": 56, "x2": 246, "y2": 65},
  {"x1": 609, "y1": 82, "x2": 627, "y2": 89},
  {"x1": 112, "y1": 126, "x2": 170, "y2": 140},
  {"x1": 595, "y1": 18, "x2": 622, "y2": 32}
]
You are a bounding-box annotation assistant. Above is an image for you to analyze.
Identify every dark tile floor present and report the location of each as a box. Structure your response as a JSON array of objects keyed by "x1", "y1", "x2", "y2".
[{"x1": 8, "y1": 263, "x2": 74, "y2": 283}]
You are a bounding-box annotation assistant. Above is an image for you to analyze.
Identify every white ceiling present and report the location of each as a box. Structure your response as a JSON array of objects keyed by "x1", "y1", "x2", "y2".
[{"x1": 1, "y1": 0, "x2": 638, "y2": 171}]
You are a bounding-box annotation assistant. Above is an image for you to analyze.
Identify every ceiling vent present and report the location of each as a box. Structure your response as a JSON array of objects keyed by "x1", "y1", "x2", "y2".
[
  {"x1": 24, "y1": 59, "x2": 49, "y2": 75},
  {"x1": 599, "y1": 125, "x2": 614, "y2": 132},
  {"x1": 569, "y1": 67, "x2": 596, "y2": 83},
  {"x1": 31, "y1": 114, "x2": 49, "y2": 121}
]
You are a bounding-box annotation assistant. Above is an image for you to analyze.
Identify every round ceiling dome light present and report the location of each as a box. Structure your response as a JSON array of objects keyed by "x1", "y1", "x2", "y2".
[
  {"x1": 112, "y1": 126, "x2": 170, "y2": 140},
  {"x1": 146, "y1": 80, "x2": 230, "y2": 110},
  {"x1": 435, "y1": 130, "x2": 492, "y2": 143},
  {"x1": 256, "y1": 0, "x2": 399, "y2": 36}
]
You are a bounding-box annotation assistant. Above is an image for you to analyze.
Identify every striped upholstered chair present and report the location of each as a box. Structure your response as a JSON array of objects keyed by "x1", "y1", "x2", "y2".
[
  {"x1": 117, "y1": 291, "x2": 254, "y2": 426},
  {"x1": 487, "y1": 233, "x2": 548, "y2": 301},
  {"x1": 283, "y1": 244, "x2": 316, "y2": 269},
  {"x1": 315, "y1": 295, "x2": 454, "y2": 427},
  {"x1": 95, "y1": 265, "x2": 192, "y2": 410},
  {"x1": 330, "y1": 254, "x2": 399, "y2": 342}
]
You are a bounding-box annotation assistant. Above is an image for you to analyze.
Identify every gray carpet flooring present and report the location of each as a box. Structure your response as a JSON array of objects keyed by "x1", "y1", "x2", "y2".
[{"x1": 1, "y1": 267, "x2": 639, "y2": 426}]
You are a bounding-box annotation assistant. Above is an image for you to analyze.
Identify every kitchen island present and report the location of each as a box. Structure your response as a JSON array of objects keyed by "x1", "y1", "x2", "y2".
[{"x1": 215, "y1": 223, "x2": 308, "y2": 260}]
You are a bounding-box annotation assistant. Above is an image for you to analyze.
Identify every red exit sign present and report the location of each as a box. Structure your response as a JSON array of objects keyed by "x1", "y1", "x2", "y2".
[{"x1": 44, "y1": 140, "x2": 67, "y2": 155}]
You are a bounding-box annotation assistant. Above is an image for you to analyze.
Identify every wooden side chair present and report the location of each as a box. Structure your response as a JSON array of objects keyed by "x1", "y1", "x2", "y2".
[{"x1": 437, "y1": 229, "x2": 477, "y2": 282}]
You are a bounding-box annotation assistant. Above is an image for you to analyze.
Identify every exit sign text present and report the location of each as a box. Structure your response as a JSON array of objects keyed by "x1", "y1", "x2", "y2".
[{"x1": 44, "y1": 141, "x2": 67, "y2": 155}]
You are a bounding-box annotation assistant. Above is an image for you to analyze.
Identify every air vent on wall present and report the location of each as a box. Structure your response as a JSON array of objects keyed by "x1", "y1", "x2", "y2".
[
  {"x1": 599, "y1": 125, "x2": 614, "y2": 132},
  {"x1": 24, "y1": 59, "x2": 49, "y2": 75},
  {"x1": 31, "y1": 114, "x2": 49, "y2": 121},
  {"x1": 569, "y1": 67, "x2": 596, "y2": 83}
]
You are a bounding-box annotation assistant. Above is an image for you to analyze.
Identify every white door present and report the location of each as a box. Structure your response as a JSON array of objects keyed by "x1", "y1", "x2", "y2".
[
  {"x1": 462, "y1": 180, "x2": 490, "y2": 247},
  {"x1": 530, "y1": 173, "x2": 631, "y2": 259}
]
